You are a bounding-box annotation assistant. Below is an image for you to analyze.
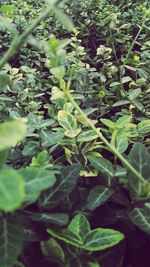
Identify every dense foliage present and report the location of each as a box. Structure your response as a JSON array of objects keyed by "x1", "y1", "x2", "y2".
[{"x1": 0, "y1": 0, "x2": 150, "y2": 266}]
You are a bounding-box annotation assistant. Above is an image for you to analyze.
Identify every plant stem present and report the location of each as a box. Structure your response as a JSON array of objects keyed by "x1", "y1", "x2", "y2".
[
  {"x1": 0, "y1": 6, "x2": 53, "y2": 70},
  {"x1": 64, "y1": 80, "x2": 146, "y2": 184}
]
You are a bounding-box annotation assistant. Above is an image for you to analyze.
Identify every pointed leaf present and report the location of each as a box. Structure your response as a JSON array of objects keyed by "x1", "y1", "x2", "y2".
[
  {"x1": 40, "y1": 164, "x2": 80, "y2": 208},
  {"x1": 84, "y1": 228, "x2": 124, "y2": 251},
  {"x1": 31, "y1": 213, "x2": 69, "y2": 226},
  {"x1": 87, "y1": 186, "x2": 114, "y2": 211},
  {"x1": 129, "y1": 207, "x2": 150, "y2": 234},
  {"x1": 41, "y1": 238, "x2": 65, "y2": 263},
  {"x1": 0, "y1": 217, "x2": 23, "y2": 267},
  {"x1": 19, "y1": 167, "x2": 56, "y2": 205},
  {"x1": 58, "y1": 110, "x2": 77, "y2": 131},
  {"x1": 87, "y1": 155, "x2": 114, "y2": 178},
  {"x1": 68, "y1": 214, "x2": 91, "y2": 239}
]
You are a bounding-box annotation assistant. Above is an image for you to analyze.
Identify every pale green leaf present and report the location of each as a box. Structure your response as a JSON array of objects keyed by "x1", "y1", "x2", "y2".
[
  {"x1": 0, "y1": 120, "x2": 27, "y2": 151},
  {"x1": 138, "y1": 120, "x2": 150, "y2": 134},
  {"x1": 100, "y1": 119, "x2": 115, "y2": 129},
  {"x1": 0, "y1": 169, "x2": 25, "y2": 212},
  {"x1": 58, "y1": 110, "x2": 77, "y2": 132},
  {"x1": 115, "y1": 115, "x2": 131, "y2": 129}
]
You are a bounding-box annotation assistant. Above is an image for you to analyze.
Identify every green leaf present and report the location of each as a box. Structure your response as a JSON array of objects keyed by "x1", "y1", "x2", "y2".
[
  {"x1": 129, "y1": 207, "x2": 150, "y2": 234},
  {"x1": 69, "y1": 256, "x2": 100, "y2": 267},
  {"x1": 47, "y1": 228, "x2": 83, "y2": 248},
  {"x1": 53, "y1": 7, "x2": 75, "y2": 32},
  {"x1": 87, "y1": 155, "x2": 114, "y2": 178},
  {"x1": 0, "y1": 217, "x2": 23, "y2": 267},
  {"x1": 68, "y1": 214, "x2": 91, "y2": 239},
  {"x1": 0, "y1": 169, "x2": 25, "y2": 212},
  {"x1": 40, "y1": 164, "x2": 80, "y2": 208},
  {"x1": 58, "y1": 110, "x2": 78, "y2": 136},
  {"x1": 138, "y1": 120, "x2": 150, "y2": 134},
  {"x1": 0, "y1": 120, "x2": 27, "y2": 151},
  {"x1": 100, "y1": 119, "x2": 115, "y2": 129},
  {"x1": 87, "y1": 186, "x2": 114, "y2": 211},
  {"x1": 0, "y1": 73, "x2": 10, "y2": 88},
  {"x1": 31, "y1": 213, "x2": 69, "y2": 226},
  {"x1": 41, "y1": 238, "x2": 65, "y2": 263},
  {"x1": 84, "y1": 228, "x2": 124, "y2": 251},
  {"x1": 115, "y1": 115, "x2": 131, "y2": 129},
  {"x1": 77, "y1": 130, "x2": 98, "y2": 142},
  {"x1": 115, "y1": 135, "x2": 128, "y2": 154},
  {"x1": 0, "y1": 16, "x2": 18, "y2": 35},
  {"x1": 128, "y1": 143, "x2": 150, "y2": 197},
  {"x1": 19, "y1": 167, "x2": 56, "y2": 205},
  {"x1": 121, "y1": 76, "x2": 132, "y2": 83},
  {"x1": 0, "y1": 150, "x2": 8, "y2": 168}
]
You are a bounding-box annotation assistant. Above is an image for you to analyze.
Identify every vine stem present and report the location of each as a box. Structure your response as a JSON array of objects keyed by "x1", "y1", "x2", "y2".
[
  {"x1": 0, "y1": 5, "x2": 53, "y2": 70},
  {"x1": 64, "y1": 80, "x2": 146, "y2": 184}
]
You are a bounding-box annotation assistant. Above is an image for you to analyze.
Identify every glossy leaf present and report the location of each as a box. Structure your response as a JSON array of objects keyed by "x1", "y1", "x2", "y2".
[
  {"x1": 138, "y1": 120, "x2": 150, "y2": 134},
  {"x1": 129, "y1": 207, "x2": 150, "y2": 234},
  {"x1": 87, "y1": 155, "x2": 114, "y2": 178},
  {"x1": 84, "y1": 228, "x2": 124, "y2": 251},
  {"x1": 68, "y1": 213, "x2": 91, "y2": 238},
  {"x1": 87, "y1": 186, "x2": 114, "y2": 211},
  {"x1": 40, "y1": 164, "x2": 80, "y2": 208},
  {"x1": 77, "y1": 130, "x2": 98, "y2": 142},
  {"x1": 31, "y1": 213, "x2": 69, "y2": 226}
]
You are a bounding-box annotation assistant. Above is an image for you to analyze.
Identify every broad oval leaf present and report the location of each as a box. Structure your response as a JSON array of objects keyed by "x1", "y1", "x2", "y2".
[
  {"x1": 87, "y1": 186, "x2": 114, "y2": 211},
  {"x1": 47, "y1": 228, "x2": 84, "y2": 248},
  {"x1": 0, "y1": 217, "x2": 23, "y2": 267},
  {"x1": 84, "y1": 228, "x2": 124, "y2": 251},
  {"x1": 68, "y1": 213, "x2": 91, "y2": 239},
  {"x1": 87, "y1": 155, "x2": 114, "y2": 178},
  {"x1": 0, "y1": 120, "x2": 27, "y2": 151},
  {"x1": 40, "y1": 164, "x2": 80, "y2": 208},
  {"x1": 128, "y1": 143, "x2": 150, "y2": 197},
  {"x1": 129, "y1": 207, "x2": 150, "y2": 234},
  {"x1": 0, "y1": 169, "x2": 25, "y2": 212},
  {"x1": 19, "y1": 167, "x2": 56, "y2": 205},
  {"x1": 77, "y1": 130, "x2": 98, "y2": 142},
  {"x1": 115, "y1": 115, "x2": 131, "y2": 129},
  {"x1": 41, "y1": 237, "x2": 65, "y2": 263},
  {"x1": 58, "y1": 110, "x2": 77, "y2": 132},
  {"x1": 138, "y1": 120, "x2": 150, "y2": 134}
]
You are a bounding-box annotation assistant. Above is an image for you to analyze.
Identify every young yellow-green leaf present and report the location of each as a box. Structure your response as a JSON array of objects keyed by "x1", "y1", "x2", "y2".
[
  {"x1": 115, "y1": 115, "x2": 131, "y2": 129},
  {"x1": 138, "y1": 120, "x2": 150, "y2": 134},
  {"x1": 83, "y1": 228, "x2": 124, "y2": 251},
  {"x1": 0, "y1": 169, "x2": 25, "y2": 212},
  {"x1": 58, "y1": 110, "x2": 77, "y2": 132},
  {"x1": 68, "y1": 214, "x2": 91, "y2": 239},
  {"x1": 0, "y1": 120, "x2": 27, "y2": 151},
  {"x1": 100, "y1": 119, "x2": 115, "y2": 129},
  {"x1": 77, "y1": 130, "x2": 98, "y2": 142},
  {"x1": 87, "y1": 186, "x2": 114, "y2": 211},
  {"x1": 65, "y1": 128, "x2": 81, "y2": 138}
]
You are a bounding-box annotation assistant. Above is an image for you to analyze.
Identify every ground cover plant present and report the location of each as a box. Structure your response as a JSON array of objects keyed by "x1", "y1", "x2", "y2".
[{"x1": 0, "y1": 0, "x2": 150, "y2": 266}]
